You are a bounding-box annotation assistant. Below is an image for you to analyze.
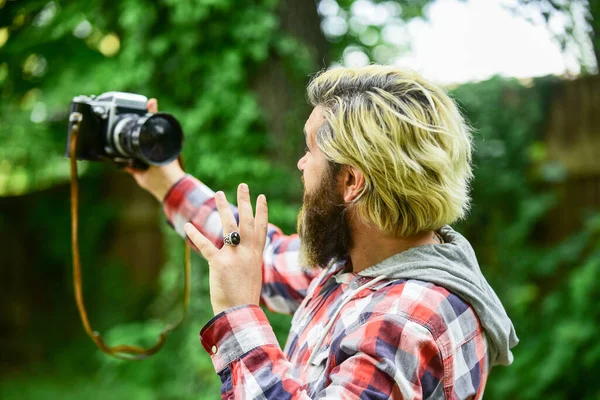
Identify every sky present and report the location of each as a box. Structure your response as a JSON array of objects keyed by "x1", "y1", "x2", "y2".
[{"x1": 320, "y1": 0, "x2": 596, "y2": 85}]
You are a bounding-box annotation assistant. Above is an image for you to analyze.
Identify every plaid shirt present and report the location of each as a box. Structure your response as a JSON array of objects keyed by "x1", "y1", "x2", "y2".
[{"x1": 163, "y1": 175, "x2": 490, "y2": 399}]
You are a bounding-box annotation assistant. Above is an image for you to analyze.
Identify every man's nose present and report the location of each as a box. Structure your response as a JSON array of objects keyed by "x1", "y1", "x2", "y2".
[{"x1": 297, "y1": 154, "x2": 307, "y2": 171}]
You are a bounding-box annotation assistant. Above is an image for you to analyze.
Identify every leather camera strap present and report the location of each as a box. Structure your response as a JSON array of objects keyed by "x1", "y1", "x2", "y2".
[{"x1": 68, "y1": 112, "x2": 191, "y2": 360}]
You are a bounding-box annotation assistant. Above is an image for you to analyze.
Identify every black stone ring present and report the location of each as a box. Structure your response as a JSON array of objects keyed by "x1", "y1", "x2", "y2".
[{"x1": 223, "y1": 231, "x2": 241, "y2": 246}]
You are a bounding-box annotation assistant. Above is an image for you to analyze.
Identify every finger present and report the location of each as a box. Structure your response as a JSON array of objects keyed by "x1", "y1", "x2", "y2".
[
  {"x1": 214, "y1": 191, "x2": 238, "y2": 235},
  {"x1": 237, "y1": 183, "x2": 254, "y2": 238},
  {"x1": 184, "y1": 223, "x2": 217, "y2": 260},
  {"x1": 123, "y1": 166, "x2": 144, "y2": 174},
  {"x1": 254, "y1": 194, "x2": 269, "y2": 257},
  {"x1": 147, "y1": 98, "x2": 158, "y2": 113}
]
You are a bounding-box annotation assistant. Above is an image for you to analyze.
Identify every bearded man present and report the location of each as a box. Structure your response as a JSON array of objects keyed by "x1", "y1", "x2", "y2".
[{"x1": 127, "y1": 65, "x2": 518, "y2": 399}]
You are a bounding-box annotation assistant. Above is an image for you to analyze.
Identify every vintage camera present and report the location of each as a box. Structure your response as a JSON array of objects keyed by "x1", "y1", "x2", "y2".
[{"x1": 66, "y1": 92, "x2": 183, "y2": 169}]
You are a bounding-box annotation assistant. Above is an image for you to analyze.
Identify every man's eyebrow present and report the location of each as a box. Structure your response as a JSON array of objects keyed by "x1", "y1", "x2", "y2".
[{"x1": 303, "y1": 128, "x2": 309, "y2": 145}]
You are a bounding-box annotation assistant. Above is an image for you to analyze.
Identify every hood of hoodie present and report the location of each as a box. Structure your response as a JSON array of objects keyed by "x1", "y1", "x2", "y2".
[{"x1": 357, "y1": 225, "x2": 519, "y2": 366}]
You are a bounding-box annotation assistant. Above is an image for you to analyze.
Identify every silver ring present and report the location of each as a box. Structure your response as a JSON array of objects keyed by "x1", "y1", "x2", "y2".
[{"x1": 223, "y1": 231, "x2": 241, "y2": 246}]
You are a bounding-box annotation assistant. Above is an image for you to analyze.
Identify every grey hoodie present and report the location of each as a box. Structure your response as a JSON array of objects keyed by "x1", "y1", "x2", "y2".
[{"x1": 357, "y1": 225, "x2": 519, "y2": 367}]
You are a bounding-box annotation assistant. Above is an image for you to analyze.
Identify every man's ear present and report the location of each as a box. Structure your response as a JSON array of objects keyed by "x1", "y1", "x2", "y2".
[{"x1": 341, "y1": 166, "x2": 365, "y2": 203}]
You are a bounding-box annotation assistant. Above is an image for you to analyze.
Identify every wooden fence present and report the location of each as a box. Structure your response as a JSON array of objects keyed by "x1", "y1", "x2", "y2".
[{"x1": 543, "y1": 75, "x2": 600, "y2": 242}]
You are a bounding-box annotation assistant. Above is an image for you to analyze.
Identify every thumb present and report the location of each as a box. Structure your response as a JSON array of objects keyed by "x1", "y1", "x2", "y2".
[{"x1": 147, "y1": 98, "x2": 158, "y2": 113}]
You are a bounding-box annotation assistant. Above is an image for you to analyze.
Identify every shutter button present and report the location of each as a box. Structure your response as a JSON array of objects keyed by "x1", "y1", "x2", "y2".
[{"x1": 211, "y1": 345, "x2": 218, "y2": 354}]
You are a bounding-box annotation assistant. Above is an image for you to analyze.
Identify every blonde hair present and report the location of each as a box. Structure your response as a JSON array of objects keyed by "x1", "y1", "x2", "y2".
[{"x1": 307, "y1": 65, "x2": 474, "y2": 237}]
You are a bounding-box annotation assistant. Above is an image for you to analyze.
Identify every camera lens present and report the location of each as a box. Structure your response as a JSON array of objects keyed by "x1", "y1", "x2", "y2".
[
  {"x1": 112, "y1": 113, "x2": 183, "y2": 165},
  {"x1": 138, "y1": 115, "x2": 183, "y2": 165}
]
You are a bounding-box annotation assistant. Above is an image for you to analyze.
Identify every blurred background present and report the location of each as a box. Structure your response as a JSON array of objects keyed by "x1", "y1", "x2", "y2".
[{"x1": 0, "y1": 0, "x2": 599, "y2": 399}]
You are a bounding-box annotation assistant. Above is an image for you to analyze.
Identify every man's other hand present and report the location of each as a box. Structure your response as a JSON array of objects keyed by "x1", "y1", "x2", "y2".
[{"x1": 184, "y1": 184, "x2": 268, "y2": 316}]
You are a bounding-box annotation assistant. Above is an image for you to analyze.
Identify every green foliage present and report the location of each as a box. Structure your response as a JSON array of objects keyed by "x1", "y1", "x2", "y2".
[{"x1": 319, "y1": 0, "x2": 429, "y2": 65}]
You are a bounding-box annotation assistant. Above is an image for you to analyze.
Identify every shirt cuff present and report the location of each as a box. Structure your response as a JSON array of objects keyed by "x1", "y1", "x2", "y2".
[{"x1": 199, "y1": 304, "x2": 279, "y2": 373}]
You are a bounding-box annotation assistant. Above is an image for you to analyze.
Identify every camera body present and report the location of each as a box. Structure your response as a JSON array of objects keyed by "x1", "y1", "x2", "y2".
[{"x1": 66, "y1": 92, "x2": 183, "y2": 169}]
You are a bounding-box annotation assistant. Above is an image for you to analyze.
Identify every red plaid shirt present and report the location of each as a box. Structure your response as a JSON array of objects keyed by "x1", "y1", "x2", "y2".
[{"x1": 163, "y1": 175, "x2": 489, "y2": 399}]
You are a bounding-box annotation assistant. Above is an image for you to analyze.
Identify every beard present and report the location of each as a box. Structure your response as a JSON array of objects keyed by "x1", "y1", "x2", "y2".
[{"x1": 297, "y1": 166, "x2": 351, "y2": 269}]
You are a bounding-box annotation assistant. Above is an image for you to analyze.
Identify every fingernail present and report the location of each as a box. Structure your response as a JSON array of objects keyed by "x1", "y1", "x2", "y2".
[
  {"x1": 241, "y1": 183, "x2": 248, "y2": 193},
  {"x1": 259, "y1": 194, "x2": 266, "y2": 202}
]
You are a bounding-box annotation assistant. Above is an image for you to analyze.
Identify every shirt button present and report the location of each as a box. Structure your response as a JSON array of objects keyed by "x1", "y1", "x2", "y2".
[{"x1": 211, "y1": 345, "x2": 218, "y2": 354}]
